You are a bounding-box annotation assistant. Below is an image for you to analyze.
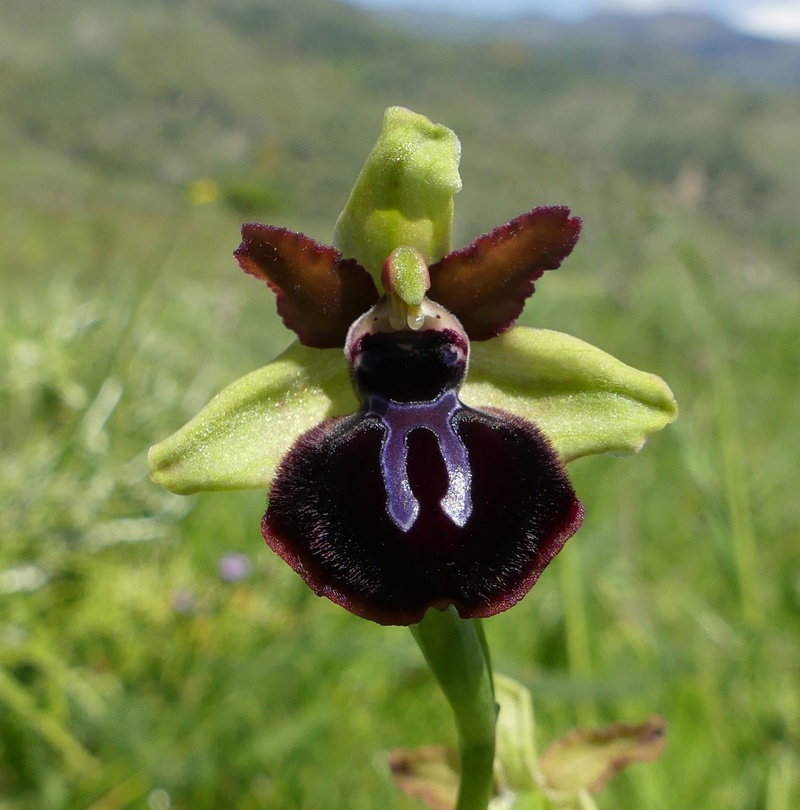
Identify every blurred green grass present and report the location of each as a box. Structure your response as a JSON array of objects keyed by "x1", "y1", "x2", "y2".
[{"x1": 1, "y1": 0, "x2": 799, "y2": 807}]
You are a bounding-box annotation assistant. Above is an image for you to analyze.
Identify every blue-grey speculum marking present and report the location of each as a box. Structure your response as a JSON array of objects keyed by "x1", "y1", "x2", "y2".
[{"x1": 367, "y1": 390, "x2": 473, "y2": 532}]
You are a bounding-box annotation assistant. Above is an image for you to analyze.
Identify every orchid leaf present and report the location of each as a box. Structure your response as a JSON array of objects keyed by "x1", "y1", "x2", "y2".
[
  {"x1": 461, "y1": 327, "x2": 677, "y2": 463},
  {"x1": 147, "y1": 342, "x2": 357, "y2": 494},
  {"x1": 388, "y1": 745, "x2": 461, "y2": 810},
  {"x1": 334, "y1": 106, "x2": 462, "y2": 279},
  {"x1": 387, "y1": 746, "x2": 517, "y2": 810},
  {"x1": 537, "y1": 715, "x2": 666, "y2": 801}
]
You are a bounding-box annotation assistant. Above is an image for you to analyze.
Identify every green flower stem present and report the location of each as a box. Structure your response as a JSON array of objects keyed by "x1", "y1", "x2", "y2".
[{"x1": 411, "y1": 607, "x2": 497, "y2": 810}]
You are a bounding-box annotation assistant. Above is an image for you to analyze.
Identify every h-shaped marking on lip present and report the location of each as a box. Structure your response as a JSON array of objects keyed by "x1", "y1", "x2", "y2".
[{"x1": 368, "y1": 390, "x2": 473, "y2": 532}]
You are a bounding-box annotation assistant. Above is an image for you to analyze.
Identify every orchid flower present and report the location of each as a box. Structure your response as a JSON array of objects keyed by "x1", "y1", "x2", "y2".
[{"x1": 148, "y1": 107, "x2": 676, "y2": 628}]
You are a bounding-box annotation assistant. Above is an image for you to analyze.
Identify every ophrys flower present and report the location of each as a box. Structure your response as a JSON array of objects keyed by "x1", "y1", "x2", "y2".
[{"x1": 149, "y1": 107, "x2": 676, "y2": 626}]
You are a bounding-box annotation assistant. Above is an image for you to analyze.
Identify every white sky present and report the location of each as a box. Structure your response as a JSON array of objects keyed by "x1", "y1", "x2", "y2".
[{"x1": 343, "y1": 0, "x2": 800, "y2": 41}]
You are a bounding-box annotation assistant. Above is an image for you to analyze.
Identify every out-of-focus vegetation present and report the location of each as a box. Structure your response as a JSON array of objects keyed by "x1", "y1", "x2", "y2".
[{"x1": 1, "y1": 0, "x2": 798, "y2": 807}]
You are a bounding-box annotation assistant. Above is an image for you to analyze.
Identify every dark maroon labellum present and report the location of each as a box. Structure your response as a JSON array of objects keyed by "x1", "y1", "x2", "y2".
[{"x1": 262, "y1": 299, "x2": 583, "y2": 625}]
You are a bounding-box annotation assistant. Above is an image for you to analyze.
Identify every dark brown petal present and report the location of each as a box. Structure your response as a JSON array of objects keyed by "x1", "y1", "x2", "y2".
[
  {"x1": 262, "y1": 406, "x2": 583, "y2": 626},
  {"x1": 428, "y1": 207, "x2": 581, "y2": 341},
  {"x1": 234, "y1": 223, "x2": 379, "y2": 348}
]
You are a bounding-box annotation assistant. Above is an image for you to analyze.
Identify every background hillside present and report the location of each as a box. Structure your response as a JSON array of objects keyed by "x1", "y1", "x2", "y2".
[
  {"x1": 1, "y1": 0, "x2": 798, "y2": 808},
  {"x1": 377, "y1": 8, "x2": 800, "y2": 89}
]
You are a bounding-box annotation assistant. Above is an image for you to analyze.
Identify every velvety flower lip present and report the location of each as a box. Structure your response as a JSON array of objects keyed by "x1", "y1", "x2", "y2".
[
  {"x1": 264, "y1": 407, "x2": 584, "y2": 626},
  {"x1": 261, "y1": 277, "x2": 584, "y2": 625}
]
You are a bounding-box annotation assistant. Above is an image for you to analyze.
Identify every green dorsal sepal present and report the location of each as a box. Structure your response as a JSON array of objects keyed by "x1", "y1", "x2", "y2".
[{"x1": 334, "y1": 106, "x2": 462, "y2": 280}]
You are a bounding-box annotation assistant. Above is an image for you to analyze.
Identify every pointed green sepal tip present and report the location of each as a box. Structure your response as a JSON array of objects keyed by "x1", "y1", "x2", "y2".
[
  {"x1": 461, "y1": 327, "x2": 678, "y2": 463},
  {"x1": 147, "y1": 342, "x2": 357, "y2": 494},
  {"x1": 334, "y1": 106, "x2": 462, "y2": 279}
]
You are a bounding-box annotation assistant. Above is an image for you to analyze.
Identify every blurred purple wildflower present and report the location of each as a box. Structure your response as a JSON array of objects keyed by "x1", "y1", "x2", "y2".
[
  {"x1": 218, "y1": 551, "x2": 252, "y2": 583},
  {"x1": 171, "y1": 588, "x2": 196, "y2": 615}
]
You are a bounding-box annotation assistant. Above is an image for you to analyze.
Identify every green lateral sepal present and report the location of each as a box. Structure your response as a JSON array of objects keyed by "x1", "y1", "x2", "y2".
[
  {"x1": 147, "y1": 342, "x2": 356, "y2": 494},
  {"x1": 461, "y1": 326, "x2": 677, "y2": 463}
]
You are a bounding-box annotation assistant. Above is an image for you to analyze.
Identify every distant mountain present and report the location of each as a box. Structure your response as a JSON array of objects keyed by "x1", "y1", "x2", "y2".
[
  {"x1": 375, "y1": 9, "x2": 800, "y2": 89},
  {"x1": 3, "y1": 0, "x2": 799, "y2": 262}
]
